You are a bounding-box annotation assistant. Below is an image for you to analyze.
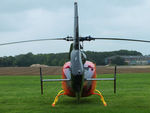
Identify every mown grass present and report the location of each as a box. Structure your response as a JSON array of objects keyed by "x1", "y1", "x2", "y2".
[{"x1": 0, "y1": 73, "x2": 150, "y2": 113}]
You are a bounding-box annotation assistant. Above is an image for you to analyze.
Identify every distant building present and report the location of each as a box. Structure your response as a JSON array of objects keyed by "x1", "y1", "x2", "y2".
[{"x1": 105, "y1": 56, "x2": 150, "y2": 65}]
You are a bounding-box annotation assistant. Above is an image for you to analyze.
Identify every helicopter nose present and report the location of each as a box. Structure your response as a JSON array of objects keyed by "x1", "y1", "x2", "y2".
[
  {"x1": 71, "y1": 70, "x2": 84, "y2": 89},
  {"x1": 72, "y1": 75, "x2": 83, "y2": 91},
  {"x1": 71, "y1": 74, "x2": 84, "y2": 102}
]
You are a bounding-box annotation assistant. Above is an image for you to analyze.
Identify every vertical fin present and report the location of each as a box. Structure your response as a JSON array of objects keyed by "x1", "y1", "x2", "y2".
[
  {"x1": 40, "y1": 67, "x2": 43, "y2": 95},
  {"x1": 114, "y1": 65, "x2": 117, "y2": 94},
  {"x1": 74, "y1": 2, "x2": 80, "y2": 50}
]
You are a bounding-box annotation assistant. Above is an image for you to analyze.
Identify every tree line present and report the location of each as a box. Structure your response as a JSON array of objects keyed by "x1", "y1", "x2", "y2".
[{"x1": 0, "y1": 50, "x2": 142, "y2": 67}]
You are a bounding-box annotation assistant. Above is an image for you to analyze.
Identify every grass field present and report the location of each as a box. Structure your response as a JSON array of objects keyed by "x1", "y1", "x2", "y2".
[{"x1": 0, "y1": 73, "x2": 150, "y2": 113}]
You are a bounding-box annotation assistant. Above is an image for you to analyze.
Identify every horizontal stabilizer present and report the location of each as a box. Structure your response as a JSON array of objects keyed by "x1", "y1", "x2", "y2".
[
  {"x1": 86, "y1": 78, "x2": 115, "y2": 81},
  {"x1": 42, "y1": 79, "x2": 70, "y2": 82}
]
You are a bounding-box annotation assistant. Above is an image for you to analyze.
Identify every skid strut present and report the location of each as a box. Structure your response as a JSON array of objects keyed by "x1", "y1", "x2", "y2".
[
  {"x1": 52, "y1": 90, "x2": 66, "y2": 107},
  {"x1": 92, "y1": 89, "x2": 107, "y2": 106}
]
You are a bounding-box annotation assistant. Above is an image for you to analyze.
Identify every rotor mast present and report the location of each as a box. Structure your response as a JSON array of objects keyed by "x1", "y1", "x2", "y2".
[{"x1": 73, "y1": 2, "x2": 80, "y2": 50}]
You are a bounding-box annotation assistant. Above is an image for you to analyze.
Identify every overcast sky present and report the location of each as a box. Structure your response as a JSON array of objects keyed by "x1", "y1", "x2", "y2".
[{"x1": 0, "y1": 0, "x2": 150, "y2": 57}]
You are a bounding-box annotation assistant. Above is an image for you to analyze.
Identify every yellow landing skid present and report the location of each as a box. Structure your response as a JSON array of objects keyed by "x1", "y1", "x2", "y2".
[
  {"x1": 92, "y1": 89, "x2": 107, "y2": 106},
  {"x1": 52, "y1": 90, "x2": 66, "y2": 107},
  {"x1": 52, "y1": 89, "x2": 107, "y2": 107}
]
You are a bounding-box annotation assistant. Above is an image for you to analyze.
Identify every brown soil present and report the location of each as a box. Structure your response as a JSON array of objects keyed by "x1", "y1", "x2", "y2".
[{"x1": 0, "y1": 66, "x2": 150, "y2": 76}]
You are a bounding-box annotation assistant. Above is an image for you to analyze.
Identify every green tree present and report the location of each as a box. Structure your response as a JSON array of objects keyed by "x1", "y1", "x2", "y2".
[
  {"x1": 0, "y1": 50, "x2": 143, "y2": 67},
  {"x1": 111, "y1": 56, "x2": 126, "y2": 65}
]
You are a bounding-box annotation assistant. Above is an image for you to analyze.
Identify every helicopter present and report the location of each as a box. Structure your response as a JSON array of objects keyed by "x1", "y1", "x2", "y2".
[{"x1": 0, "y1": 2, "x2": 150, "y2": 107}]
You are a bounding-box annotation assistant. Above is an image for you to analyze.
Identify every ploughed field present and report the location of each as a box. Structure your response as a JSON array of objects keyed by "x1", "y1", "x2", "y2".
[
  {"x1": 0, "y1": 73, "x2": 150, "y2": 113},
  {"x1": 0, "y1": 65, "x2": 150, "y2": 76}
]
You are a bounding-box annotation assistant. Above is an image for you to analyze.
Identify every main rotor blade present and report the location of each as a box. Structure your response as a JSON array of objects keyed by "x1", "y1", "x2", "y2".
[
  {"x1": 93, "y1": 37, "x2": 150, "y2": 43},
  {"x1": 0, "y1": 38, "x2": 65, "y2": 46}
]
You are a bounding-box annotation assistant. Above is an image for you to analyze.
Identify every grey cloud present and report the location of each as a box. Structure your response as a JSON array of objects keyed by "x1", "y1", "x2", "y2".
[
  {"x1": 0, "y1": 0, "x2": 73, "y2": 13},
  {"x1": 0, "y1": 0, "x2": 150, "y2": 56}
]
